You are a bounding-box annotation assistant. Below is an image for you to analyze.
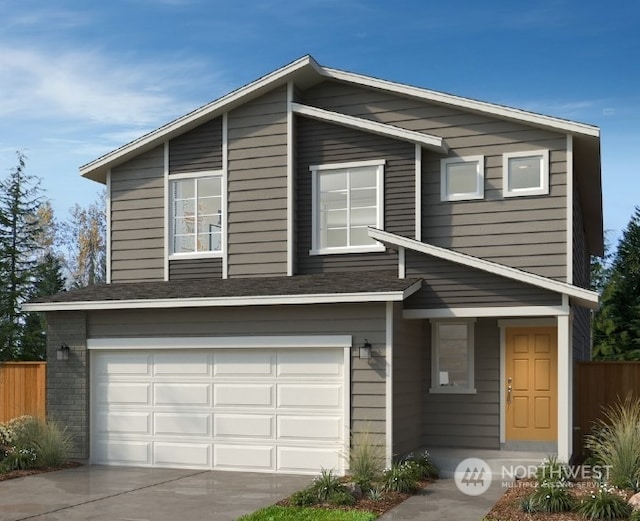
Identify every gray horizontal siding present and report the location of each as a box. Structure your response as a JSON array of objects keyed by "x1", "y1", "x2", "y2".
[
  {"x1": 169, "y1": 117, "x2": 223, "y2": 172},
  {"x1": 88, "y1": 302, "x2": 388, "y2": 437},
  {"x1": 169, "y1": 258, "x2": 223, "y2": 280},
  {"x1": 404, "y1": 251, "x2": 562, "y2": 309},
  {"x1": 393, "y1": 304, "x2": 424, "y2": 456},
  {"x1": 296, "y1": 117, "x2": 413, "y2": 274},
  {"x1": 110, "y1": 146, "x2": 165, "y2": 283},
  {"x1": 302, "y1": 81, "x2": 568, "y2": 281},
  {"x1": 227, "y1": 86, "x2": 288, "y2": 277},
  {"x1": 422, "y1": 318, "x2": 500, "y2": 449}
]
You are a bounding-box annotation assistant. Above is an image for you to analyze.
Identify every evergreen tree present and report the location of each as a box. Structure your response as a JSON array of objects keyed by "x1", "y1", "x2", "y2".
[
  {"x1": 593, "y1": 206, "x2": 640, "y2": 360},
  {"x1": 0, "y1": 153, "x2": 44, "y2": 361}
]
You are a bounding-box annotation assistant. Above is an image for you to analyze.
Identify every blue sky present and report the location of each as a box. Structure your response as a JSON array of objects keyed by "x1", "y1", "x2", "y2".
[{"x1": 0, "y1": 0, "x2": 638, "y2": 248}]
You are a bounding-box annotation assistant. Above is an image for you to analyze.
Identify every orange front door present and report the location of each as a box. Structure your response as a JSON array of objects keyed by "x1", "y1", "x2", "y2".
[{"x1": 505, "y1": 327, "x2": 558, "y2": 442}]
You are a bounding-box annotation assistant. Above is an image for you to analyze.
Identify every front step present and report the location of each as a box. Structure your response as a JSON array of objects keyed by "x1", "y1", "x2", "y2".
[{"x1": 427, "y1": 448, "x2": 551, "y2": 481}]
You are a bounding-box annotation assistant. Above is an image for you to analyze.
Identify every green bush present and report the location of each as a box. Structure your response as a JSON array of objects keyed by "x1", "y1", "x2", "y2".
[
  {"x1": 347, "y1": 430, "x2": 385, "y2": 490},
  {"x1": 311, "y1": 468, "x2": 346, "y2": 502},
  {"x1": 585, "y1": 394, "x2": 640, "y2": 489},
  {"x1": 522, "y1": 482, "x2": 574, "y2": 513},
  {"x1": 289, "y1": 488, "x2": 317, "y2": 507},
  {"x1": 535, "y1": 455, "x2": 569, "y2": 483},
  {"x1": 383, "y1": 461, "x2": 419, "y2": 494},
  {"x1": 327, "y1": 490, "x2": 355, "y2": 506},
  {"x1": 576, "y1": 485, "x2": 631, "y2": 520},
  {"x1": 402, "y1": 450, "x2": 439, "y2": 480},
  {"x1": 629, "y1": 509, "x2": 640, "y2": 521},
  {"x1": 33, "y1": 421, "x2": 72, "y2": 467}
]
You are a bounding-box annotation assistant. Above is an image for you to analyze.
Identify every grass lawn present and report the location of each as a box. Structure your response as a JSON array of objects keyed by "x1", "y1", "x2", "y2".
[{"x1": 236, "y1": 505, "x2": 376, "y2": 521}]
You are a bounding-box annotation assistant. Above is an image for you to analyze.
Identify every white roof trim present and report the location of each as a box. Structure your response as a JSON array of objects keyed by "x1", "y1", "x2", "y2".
[
  {"x1": 292, "y1": 102, "x2": 449, "y2": 153},
  {"x1": 322, "y1": 67, "x2": 600, "y2": 138},
  {"x1": 403, "y1": 305, "x2": 570, "y2": 319},
  {"x1": 22, "y1": 281, "x2": 422, "y2": 312},
  {"x1": 368, "y1": 228, "x2": 599, "y2": 309},
  {"x1": 80, "y1": 55, "x2": 324, "y2": 181}
]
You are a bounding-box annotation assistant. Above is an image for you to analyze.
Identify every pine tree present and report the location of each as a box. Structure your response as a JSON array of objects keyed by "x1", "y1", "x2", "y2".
[
  {"x1": 593, "y1": 206, "x2": 640, "y2": 360},
  {"x1": 0, "y1": 153, "x2": 44, "y2": 361}
]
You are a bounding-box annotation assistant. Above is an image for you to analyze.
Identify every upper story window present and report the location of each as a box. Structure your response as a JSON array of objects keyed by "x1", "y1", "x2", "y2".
[
  {"x1": 170, "y1": 172, "x2": 222, "y2": 256},
  {"x1": 440, "y1": 155, "x2": 484, "y2": 201},
  {"x1": 429, "y1": 320, "x2": 476, "y2": 394},
  {"x1": 503, "y1": 150, "x2": 549, "y2": 197},
  {"x1": 310, "y1": 160, "x2": 385, "y2": 255}
]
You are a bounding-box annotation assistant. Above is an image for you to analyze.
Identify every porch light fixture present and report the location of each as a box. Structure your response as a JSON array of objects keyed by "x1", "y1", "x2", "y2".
[
  {"x1": 359, "y1": 340, "x2": 372, "y2": 360},
  {"x1": 57, "y1": 343, "x2": 70, "y2": 361}
]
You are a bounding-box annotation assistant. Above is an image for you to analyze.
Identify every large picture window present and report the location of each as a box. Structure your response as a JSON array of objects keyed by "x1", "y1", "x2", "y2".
[
  {"x1": 170, "y1": 173, "x2": 222, "y2": 255},
  {"x1": 310, "y1": 160, "x2": 385, "y2": 255},
  {"x1": 430, "y1": 320, "x2": 476, "y2": 394}
]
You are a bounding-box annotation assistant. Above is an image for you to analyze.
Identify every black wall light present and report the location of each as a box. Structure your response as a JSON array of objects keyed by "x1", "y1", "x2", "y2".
[
  {"x1": 359, "y1": 339, "x2": 372, "y2": 360},
  {"x1": 57, "y1": 343, "x2": 70, "y2": 361}
]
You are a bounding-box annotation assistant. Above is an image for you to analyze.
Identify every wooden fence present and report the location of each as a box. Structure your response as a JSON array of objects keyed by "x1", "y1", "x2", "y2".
[
  {"x1": 0, "y1": 362, "x2": 46, "y2": 423},
  {"x1": 575, "y1": 361, "x2": 640, "y2": 456}
]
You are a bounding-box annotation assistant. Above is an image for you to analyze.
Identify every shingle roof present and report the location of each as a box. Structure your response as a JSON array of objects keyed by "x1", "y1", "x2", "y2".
[{"x1": 25, "y1": 271, "x2": 422, "y2": 311}]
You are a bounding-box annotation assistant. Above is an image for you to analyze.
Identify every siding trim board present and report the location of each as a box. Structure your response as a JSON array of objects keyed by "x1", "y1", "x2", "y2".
[
  {"x1": 106, "y1": 169, "x2": 112, "y2": 284},
  {"x1": 369, "y1": 228, "x2": 599, "y2": 309},
  {"x1": 292, "y1": 102, "x2": 449, "y2": 153}
]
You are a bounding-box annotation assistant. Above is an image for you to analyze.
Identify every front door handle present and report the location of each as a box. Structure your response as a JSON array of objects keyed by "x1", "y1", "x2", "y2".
[{"x1": 507, "y1": 376, "x2": 512, "y2": 405}]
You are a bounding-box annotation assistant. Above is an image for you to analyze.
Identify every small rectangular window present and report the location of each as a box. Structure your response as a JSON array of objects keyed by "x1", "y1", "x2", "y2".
[
  {"x1": 170, "y1": 173, "x2": 222, "y2": 256},
  {"x1": 430, "y1": 320, "x2": 476, "y2": 394},
  {"x1": 440, "y1": 156, "x2": 484, "y2": 201},
  {"x1": 503, "y1": 150, "x2": 549, "y2": 197},
  {"x1": 310, "y1": 160, "x2": 385, "y2": 255}
]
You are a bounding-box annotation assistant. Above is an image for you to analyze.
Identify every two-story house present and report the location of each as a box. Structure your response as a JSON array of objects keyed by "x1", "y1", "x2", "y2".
[{"x1": 25, "y1": 55, "x2": 602, "y2": 475}]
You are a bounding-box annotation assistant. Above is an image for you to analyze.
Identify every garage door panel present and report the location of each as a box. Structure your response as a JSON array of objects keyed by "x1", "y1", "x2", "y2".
[
  {"x1": 96, "y1": 353, "x2": 151, "y2": 376},
  {"x1": 100, "y1": 382, "x2": 150, "y2": 405},
  {"x1": 96, "y1": 411, "x2": 150, "y2": 435},
  {"x1": 278, "y1": 384, "x2": 342, "y2": 409},
  {"x1": 214, "y1": 444, "x2": 275, "y2": 471},
  {"x1": 214, "y1": 414, "x2": 274, "y2": 438},
  {"x1": 95, "y1": 440, "x2": 151, "y2": 466},
  {"x1": 214, "y1": 351, "x2": 274, "y2": 377},
  {"x1": 214, "y1": 383, "x2": 274, "y2": 407},
  {"x1": 278, "y1": 415, "x2": 342, "y2": 441},
  {"x1": 277, "y1": 446, "x2": 342, "y2": 474},
  {"x1": 154, "y1": 352, "x2": 211, "y2": 376},
  {"x1": 277, "y1": 350, "x2": 343, "y2": 377},
  {"x1": 155, "y1": 413, "x2": 211, "y2": 437},
  {"x1": 154, "y1": 383, "x2": 211, "y2": 407},
  {"x1": 154, "y1": 442, "x2": 211, "y2": 468}
]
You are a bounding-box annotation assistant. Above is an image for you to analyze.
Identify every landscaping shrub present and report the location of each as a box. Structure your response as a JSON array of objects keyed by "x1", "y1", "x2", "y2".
[
  {"x1": 311, "y1": 468, "x2": 346, "y2": 502},
  {"x1": 383, "y1": 461, "x2": 419, "y2": 494},
  {"x1": 401, "y1": 450, "x2": 439, "y2": 480},
  {"x1": 576, "y1": 485, "x2": 632, "y2": 520},
  {"x1": 33, "y1": 421, "x2": 73, "y2": 467},
  {"x1": 535, "y1": 455, "x2": 569, "y2": 483},
  {"x1": 521, "y1": 481, "x2": 575, "y2": 513},
  {"x1": 347, "y1": 429, "x2": 385, "y2": 490},
  {"x1": 585, "y1": 394, "x2": 640, "y2": 489}
]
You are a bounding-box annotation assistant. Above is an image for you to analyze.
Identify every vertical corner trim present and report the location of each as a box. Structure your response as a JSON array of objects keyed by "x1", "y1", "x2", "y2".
[
  {"x1": 415, "y1": 144, "x2": 422, "y2": 242},
  {"x1": 566, "y1": 135, "x2": 574, "y2": 285},
  {"x1": 398, "y1": 246, "x2": 405, "y2": 279},
  {"x1": 286, "y1": 81, "x2": 295, "y2": 277},
  {"x1": 163, "y1": 142, "x2": 169, "y2": 281},
  {"x1": 222, "y1": 112, "x2": 229, "y2": 279},
  {"x1": 105, "y1": 169, "x2": 112, "y2": 284},
  {"x1": 385, "y1": 301, "x2": 394, "y2": 467}
]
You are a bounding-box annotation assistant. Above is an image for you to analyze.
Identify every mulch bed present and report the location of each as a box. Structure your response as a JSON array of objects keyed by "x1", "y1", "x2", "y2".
[
  {"x1": 485, "y1": 478, "x2": 635, "y2": 521},
  {"x1": 0, "y1": 461, "x2": 82, "y2": 482},
  {"x1": 276, "y1": 479, "x2": 434, "y2": 517}
]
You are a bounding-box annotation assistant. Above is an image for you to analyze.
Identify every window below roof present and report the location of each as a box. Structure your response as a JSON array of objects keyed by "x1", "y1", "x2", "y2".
[
  {"x1": 440, "y1": 155, "x2": 484, "y2": 201},
  {"x1": 429, "y1": 320, "x2": 476, "y2": 394},
  {"x1": 503, "y1": 150, "x2": 549, "y2": 197},
  {"x1": 310, "y1": 160, "x2": 385, "y2": 255},
  {"x1": 169, "y1": 171, "x2": 223, "y2": 258}
]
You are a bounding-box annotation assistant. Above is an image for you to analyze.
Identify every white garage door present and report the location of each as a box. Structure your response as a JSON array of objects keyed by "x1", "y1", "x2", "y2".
[{"x1": 91, "y1": 346, "x2": 347, "y2": 474}]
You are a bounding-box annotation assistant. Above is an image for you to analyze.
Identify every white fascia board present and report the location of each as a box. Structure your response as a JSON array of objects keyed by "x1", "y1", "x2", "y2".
[
  {"x1": 403, "y1": 305, "x2": 570, "y2": 319},
  {"x1": 369, "y1": 228, "x2": 600, "y2": 309},
  {"x1": 322, "y1": 68, "x2": 600, "y2": 138},
  {"x1": 22, "y1": 284, "x2": 421, "y2": 313},
  {"x1": 291, "y1": 103, "x2": 449, "y2": 153},
  {"x1": 80, "y1": 55, "x2": 323, "y2": 182},
  {"x1": 88, "y1": 334, "x2": 352, "y2": 350}
]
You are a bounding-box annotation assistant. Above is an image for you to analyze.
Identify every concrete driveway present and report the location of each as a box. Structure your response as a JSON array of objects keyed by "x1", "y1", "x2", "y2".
[{"x1": 0, "y1": 466, "x2": 310, "y2": 521}]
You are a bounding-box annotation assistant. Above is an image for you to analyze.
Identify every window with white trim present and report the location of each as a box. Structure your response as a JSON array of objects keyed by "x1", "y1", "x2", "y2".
[
  {"x1": 440, "y1": 155, "x2": 484, "y2": 201},
  {"x1": 170, "y1": 173, "x2": 222, "y2": 256},
  {"x1": 310, "y1": 160, "x2": 385, "y2": 255},
  {"x1": 503, "y1": 150, "x2": 549, "y2": 197},
  {"x1": 430, "y1": 320, "x2": 476, "y2": 394}
]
